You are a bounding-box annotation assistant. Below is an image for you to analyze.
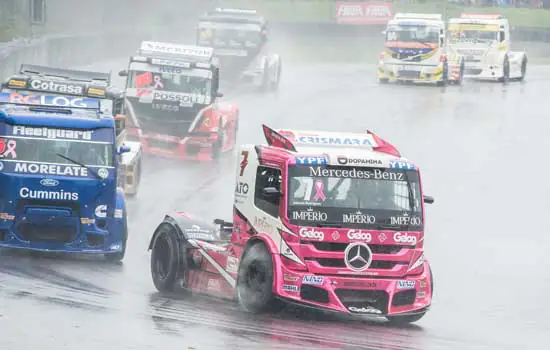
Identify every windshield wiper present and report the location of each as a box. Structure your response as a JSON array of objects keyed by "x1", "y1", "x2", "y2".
[{"x1": 55, "y1": 153, "x2": 103, "y2": 181}]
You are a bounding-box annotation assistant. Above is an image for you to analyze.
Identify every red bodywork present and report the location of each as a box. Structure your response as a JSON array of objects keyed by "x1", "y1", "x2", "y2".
[{"x1": 125, "y1": 100, "x2": 239, "y2": 161}]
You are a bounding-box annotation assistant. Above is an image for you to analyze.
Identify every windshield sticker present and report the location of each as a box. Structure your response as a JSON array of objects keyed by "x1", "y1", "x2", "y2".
[
  {"x1": 291, "y1": 207, "x2": 328, "y2": 222},
  {"x1": 0, "y1": 138, "x2": 17, "y2": 159},
  {"x1": 309, "y1": 166, "x2": 404, "y2": 180},
  {"x1": 0, "y1": 92, "x2": 99, "y2": 109},
  {"x1": 12, "y1": 126, "x2": 93, "y2": 140},
  {"x1": 11, "y1": 162, "x2": 89, "y2": 177},
  {"x1": 28, "y1": 79, "x2": 84, "y2": 95},
  {"x1": 312, "y1": 180, "x2": 327, "y2": 201},
  {"x1": 295, "y1": 156, "x2": 327, "y2": 165},
  {"x1": 388, "y1": 161, "x2": 415, "y2": 170},
  {"x1": 342, "y1": 210, "x2": 376, "y2": 224},
  {"x1": 390, "y1": 213, "x2": 422, "y2": 226},
  {"x1": 297, "y1": 136, "x2": 376, "y2": 147},
  {"x1": 336, "y1": 156, "x2": 382, "y2": 166},
  {"x1": 135, "y1": 72, "x2": 153, "y2": 88}
]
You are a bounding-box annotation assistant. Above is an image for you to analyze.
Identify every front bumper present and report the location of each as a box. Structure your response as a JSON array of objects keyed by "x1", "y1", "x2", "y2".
[
  {"x1": 128, "y1": 128, "x2": 224, "y2": 161},
  {"x1": 0, "y1": 227, "x2": 124, "y2": 254},
  {"x1": 463, "y1": 61, "x2": 503, "y2": 79},
  {"x1": 275, "y1": 259, "x2": 433, "y2": 317},
  {"x1": 378, "y1": 62, "x2": 444, "y2": 83}
]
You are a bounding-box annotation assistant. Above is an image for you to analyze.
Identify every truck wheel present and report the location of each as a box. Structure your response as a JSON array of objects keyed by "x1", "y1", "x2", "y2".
[
  {"x1": 150, "y1": 224, "x2": 182, "y2": 292},
  {"x1": 270, "y1": 59, "x2": 281, "y2": 91},
  {"x1": 519, "y1": 58, "x2": 527, "y2": 81},
  {"x1": 105, "y1": 214, "x2": 128, "y2": 262},
  {"x1": 236, "y1": 243, "x2": 277, "y2": 313},
  {"x1": 436, "y1": 62, "x2": 448, "y2": 87},
  {"x1": 499, "y1": 58, "x2": 510, "y2": 83},
  {"x1": 378, "y1": 78, "x2": 389, "y2": 84}
]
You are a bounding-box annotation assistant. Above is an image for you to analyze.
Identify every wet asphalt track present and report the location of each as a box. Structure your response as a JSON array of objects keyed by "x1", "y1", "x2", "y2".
[{"x1": 1, "y1": 58, "x2": 550, "y2": 350}]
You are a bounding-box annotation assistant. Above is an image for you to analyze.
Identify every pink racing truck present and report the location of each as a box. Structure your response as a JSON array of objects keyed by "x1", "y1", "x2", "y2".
[{"x1": 148, "y1": 124, "x2": 435, "y2": 324}]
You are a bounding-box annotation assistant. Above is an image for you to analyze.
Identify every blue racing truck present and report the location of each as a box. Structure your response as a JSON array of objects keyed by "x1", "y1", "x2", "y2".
[{"x1": 0, "y1": 91, "x2": 130, "y2": 261}]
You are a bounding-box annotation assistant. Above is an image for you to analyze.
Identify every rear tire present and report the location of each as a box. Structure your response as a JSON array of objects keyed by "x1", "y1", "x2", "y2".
[
  {"x1": 236, "y1": 243, "x2": 277, "y2": 313},
  {"x1": 150, "y1": 224, "x2": 182, "y2": 292}
]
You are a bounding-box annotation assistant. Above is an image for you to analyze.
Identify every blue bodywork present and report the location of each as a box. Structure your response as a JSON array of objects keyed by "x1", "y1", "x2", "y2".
[{"x1": 0, "y1": 92, "x2": 127, "y2": 256}]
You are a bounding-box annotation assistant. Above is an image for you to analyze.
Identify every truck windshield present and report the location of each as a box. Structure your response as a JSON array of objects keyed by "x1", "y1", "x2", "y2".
[
  {"x1": 448, "y1": 24, "x2": 499, "y2": 43},
  {"x1": 287, "y1": 165, "x2": 423, "y2": 229},
  {"x1": 198, "y1": 23, "x2": 263, "y2": 49},
  {"x1": 386, "y1": 25, "x2": 440, "y2": 45},
  {"x1": 128, "y1": 70, "x2": 211, "y2": 96},
  {"x1": 4, "y1": 136, "x2": 113, "y2": 167}
]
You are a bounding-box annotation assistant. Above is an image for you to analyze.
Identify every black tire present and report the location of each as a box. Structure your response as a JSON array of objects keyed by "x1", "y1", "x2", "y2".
[
  {"x1": 236, "y1": 243, "x2": 277, "y2": 313},
  {"x1": 519, "y1": 58, "x2": 527, "y2": 81},
  {"x1": 105, "y1": 214, "x2": 128, "y2": 262},
  {"x1": 150, "y1": 224, "x2": 182, "y2": 292},
  {"x1": 379, "y1": 78, "x2": 389, "y2": 84},
  {"x1": 499, "y1": 58, "x2": 510, "y2": 83},
  {"x1": 456, "y1": 61, "x2": 464, "y2": 86},
  {"x1": 270, "y1": 59, "x2": 281, "y2": 90},
  {"x1": 436, "y1": 62, "x2": 448, "y2": 87}
]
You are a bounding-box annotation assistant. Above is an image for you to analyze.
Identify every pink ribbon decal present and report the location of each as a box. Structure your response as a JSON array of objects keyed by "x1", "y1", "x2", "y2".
[
  {"x1": 312, "y1": 180, "x2": 327, "y2": 201},
  {"x1": 153, "y1": 75, "x2": 164, "y2": 89},
  {"x1": 0, "y1": 139, "x2": 17, "y2": 158}
]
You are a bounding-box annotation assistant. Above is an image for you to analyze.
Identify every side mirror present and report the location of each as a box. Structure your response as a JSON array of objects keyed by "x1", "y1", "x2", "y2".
[
  {"x1": 118, "y1": 145, "x2": 131, "y2": 154},
  {"x1": 262, "y1": 187, "x2": 280, "y2": 198},
  {"x1": 118, "y1": 70, "x2": 128, "y2": 77},
  {"x1": 216, "y1": 91, "x2": 224, "y2": 98},
  {"x1": 423, "y1": 195, "x2": 434, "y2": 204}
]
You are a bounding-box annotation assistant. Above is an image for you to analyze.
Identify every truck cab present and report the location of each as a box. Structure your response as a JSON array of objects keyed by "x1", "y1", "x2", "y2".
[
  {"x1": 447, "y1": 13, "x2": 527, "y2": 81},
  {"x1": 378, "y1": 13, "x2": 463, "y2": 86},
  {"x1": 0, "y1": 91, "x2": 131, "y2": 260},
  {"x1": 1, "y1": 64, "x2": 142, "y2": 196}
]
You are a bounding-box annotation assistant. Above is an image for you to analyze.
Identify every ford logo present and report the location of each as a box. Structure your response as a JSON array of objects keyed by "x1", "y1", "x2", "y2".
[{"x1": 40, "y1": 179, "x2": 59, "y2": 187}]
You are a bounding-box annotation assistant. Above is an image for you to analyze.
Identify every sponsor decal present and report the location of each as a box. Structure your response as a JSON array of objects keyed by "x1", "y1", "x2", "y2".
[
  {"x1": 235, "y1": 182, "x2": 249, "y2": 195},
  {"x1": 342, "y1": 211, "x2": 376, "y2": 224},
  {"x1": 207, "y1": 279, "x2": 221, "y2": 292},
  {"x1": 159, "y1": 66, "x2": 182, "y2": 74},
  {"x1": 347, "y1": 229, "x2": 372, "y2": 242},
  {"x1": 295, "y1": 156, "x2": 328, "y2": 165},
  {"x1": 417, "y1": 291, "x2": 426, "y2": 298},
  {"x1": 152, "y1": 91, "x2": 205, "y2": 107},
  {"x1": 283, "y1": 274, "x2": 299, "y2": 282},
  {"x1": 343, "y1": 281, "x2": 377, "y2": 288},
  {"x1": 388, "y1": 160, "x2": 415, "y2": 170},
  {"x1": 87, "y1": 87, "x2": 106, "y2": 97},
  {"x1": 184, "y1": 224, "x2": 214, "y2": 240},
  {"x1": 239, "y1": 151, "x2": 248, "y2": 176},
  {"x1": 393, "y1": 232, "x2": 417, "y2": 245},
  {"x1": 309, "y1": 167, "x2": 404, "y2": 181},
  {"x1": 331, "y1": 231, "x2": 340, "y2": 240},
  {"x1": 39, "y1": 178, "x2": 59, "y2": 187},
  {"x1": 419, "y1": 280, "x2": 427, "y2": 288},
  {"x1": 20, "y1": 187, "x2": 78, "y2": 201},
  {"x1": 114, "y1": 209, "x2": 123, "y2": 219},
  {"x1": 312, "y1": 180, "x2": 327, "y2": 201},
  {"x1": 344, "y1": 242, "x2": 373, "y2": 272},
  {"x1": 282, "y1": 284, "x2": 300, "y2": 292},
  {"x1": 254, "y1": 216, "x2": 273, "y2": 233},
  {"x1": 378, "y1": 233, "x2": 387, "y2": 242},
  {"x1": 1, "y1": 92, "x2": 99, "y2": 109},
  {"x1": 152, "y1": 103, "x2": 179, "y2": 112},
  {"x1": 95, "y1": 205, "x2": 107, "y2": 218},
  {"x1": 80, "y1": 218, "x2": 95, "y2": 225},
  {"x1": 299, "y1": 227, "x2": 324, "y2": 241},
  {"x1": 390, "y1": 213, "x2": 422, "y2": 226},
  {"x1": 336, "y1": 2, "x2": 392, "y2": 25},
  {"x1": 397, "y1": 280, "x2": 416, "y2": 289},
  {"x1": 14, "y1": 162, "x2": 88, "y2": 177},
  {"x1": 291, "y1": 207, "x2": 327, "y2": 221},
  {"x1": 348, "y1": 306, "x2": 382, "y2": 314},
  {"x1": 29, "y1": 79, "x2": 84, "y2": 94},
  {"x1": 0, "y1": 138, "x2": 17, "y2": 159},
  {"x1": 302, "y1": 275, "x2": 324, "y2": 285},
  {"x1": 297, "y1": 136, "x2": 376, "y2": 147},
  {"x1": 140, "y1": 41, "x2": 213, "y2": 58},
  {"x1": 0, "y1": 212, "x2": 15, "y2": 220},
  {"x1": 12, "y1": 126, "x2": 93, "y2": 140},
  {"x1": 226, "y1": 257, "x2": 239, "y2": 274},
  {"x1": 150, "y1": 58, "x2": 192, "y2": 68},
  {"x1": 97, "y1": 168, "x2": 109, "y2": 179},
  {"x1": 337, "y1": 156, "x2": 382, "y2": 166}
]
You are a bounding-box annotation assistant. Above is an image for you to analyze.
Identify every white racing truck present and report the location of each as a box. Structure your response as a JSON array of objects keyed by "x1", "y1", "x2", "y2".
[
  {"x1": 447, "y1": 13, "x2": 527, "y2": 82},
  {"x1": 378, "y1": 13, "x2": 464, "y2": 86}
]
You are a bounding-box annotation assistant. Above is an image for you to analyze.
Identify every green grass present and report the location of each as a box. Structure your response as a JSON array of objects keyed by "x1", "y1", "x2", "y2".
[{"x1": 216, "y1": 0, "x2": 550, "y2": 28}]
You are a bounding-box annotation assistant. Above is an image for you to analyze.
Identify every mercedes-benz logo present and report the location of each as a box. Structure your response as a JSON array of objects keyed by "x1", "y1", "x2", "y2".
[{"x1": 344, "y1": 242, "x2": 373, "y2": 272}]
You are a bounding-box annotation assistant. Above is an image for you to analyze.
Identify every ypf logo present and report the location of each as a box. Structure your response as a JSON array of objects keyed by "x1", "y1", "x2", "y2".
[{"x1": 344, "y1": 242, "x2": 373, "y2": 272}]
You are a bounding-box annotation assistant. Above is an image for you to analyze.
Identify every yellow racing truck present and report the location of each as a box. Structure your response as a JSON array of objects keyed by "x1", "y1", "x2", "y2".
[{"x1": 377, "y1": 13, "x2": 463, "y2": 86}]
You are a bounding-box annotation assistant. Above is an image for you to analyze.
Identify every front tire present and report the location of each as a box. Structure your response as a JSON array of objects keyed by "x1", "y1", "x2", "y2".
[
  {"x1": 378, "y1": 78, "x2": 389, "y2": 84},
  {"x1": 236, "y1": 243, "x2": 277, "y2": 313},
  {"x1": 436, "y1": 62, "x2": 448, "y2": 87},
  {"x1": 519, "y1": 57, "x2": 527, "y2": 81},
  {"x1": 499, "y1": 57, "x2": 510, "y2": 83},
  {"x1": 150, "y1": 224, "x2": 183, "y2": 292}
]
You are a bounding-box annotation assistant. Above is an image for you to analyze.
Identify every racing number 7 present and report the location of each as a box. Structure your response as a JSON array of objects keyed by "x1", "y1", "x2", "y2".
[{"x1": 239, "y1": 150, "x2": 249, "y2": 176}]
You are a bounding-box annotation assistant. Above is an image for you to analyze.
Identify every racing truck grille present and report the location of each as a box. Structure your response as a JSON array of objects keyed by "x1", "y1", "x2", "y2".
[
  {"x1": 398, "y1": 70, "x2": 420, "y2": 79},
  {"x1": 307, "y1": 258, "x2": 402, "y2": 270},
  {"x1": 465, "y1": 68, "x2": 483, "y2": 75},
  {"x1": 391, "y1": 289, "x2": 416, "y2": 307},
  {"x1": 17, "y1": 222, "x2": 77, "y2": 243},
  {"x1": 310, "y1": 242, "x2": 406, "y2": 255},
  {"x1": 146, "y1": 138, "x2": 177, "y2": 150},
  {"x1": 335, "y1": 289, "x2": 389, "y2": 314}
]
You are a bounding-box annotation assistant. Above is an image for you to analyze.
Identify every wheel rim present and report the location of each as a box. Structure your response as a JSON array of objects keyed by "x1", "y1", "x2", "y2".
[{"x1": 154, "y1": 234, "x2": 171, "y2": 280}]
